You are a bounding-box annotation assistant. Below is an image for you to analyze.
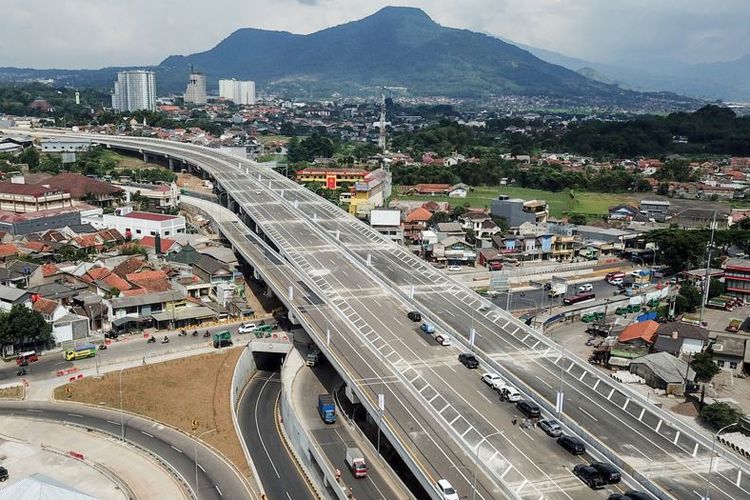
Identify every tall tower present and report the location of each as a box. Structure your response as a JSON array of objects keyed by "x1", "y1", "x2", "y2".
[
  {"x1": 112, "y1": 70, "x2": 157, "y2": 111},
  {"x1": 377, "y1": 91, "x2": 387, "y2": 151},
  {"x1": 185, "y1": 72, "x2": 207, "y2": 105}
]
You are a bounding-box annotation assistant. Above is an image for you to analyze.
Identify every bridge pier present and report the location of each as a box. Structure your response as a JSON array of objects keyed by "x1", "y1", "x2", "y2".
[
  {"x1": 287, "y1": 310, "x2": 301, "y2": 326},
  {"x1": 143, "y1": 153, "x2": 148, "y2": 163},
  {"x1": 168, "y1": 158, "x2": 174, "y2": 171}
]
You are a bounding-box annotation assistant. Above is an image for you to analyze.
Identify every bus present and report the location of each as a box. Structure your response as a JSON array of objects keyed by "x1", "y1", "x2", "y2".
[
  {"x1": 64, "y1": 344, "x2": 96, "y2": 361},
  {"x1": 563, "y1": 292, "x2": 596, "y2": 305}
]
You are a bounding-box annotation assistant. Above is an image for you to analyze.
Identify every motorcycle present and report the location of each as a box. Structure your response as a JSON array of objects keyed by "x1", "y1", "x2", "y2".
[
  {"x1": 178, "y1": 329, "x2": 187, "y2": 337},
  {"x1": 147, "y1": 336, "x2": 156, "y2": 344},
  {"x1": 192, "y1": 330, "x2": 198, "y2": 337},
  {"x1": 16, "y1": 368, "x2": 26, "y2": 376},
  {"x1": 202, "y1": 331, "x2": 210, "y2": 338},
  {"x1": 98, "y1": 344, "x2": 108, "y2": 350},
  {"x1": 162, "y1": 336, "x2": 170, "y2": 344}
]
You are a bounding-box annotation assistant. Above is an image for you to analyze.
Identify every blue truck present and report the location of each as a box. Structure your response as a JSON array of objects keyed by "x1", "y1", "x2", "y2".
[{"x1": 318, "y1": 394, "x2": 336, "y2": 424}]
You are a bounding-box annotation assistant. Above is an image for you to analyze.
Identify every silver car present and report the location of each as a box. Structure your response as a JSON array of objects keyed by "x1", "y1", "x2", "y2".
[{"x1": 538, "y1": 419, "x2": 563, "y2": 437}]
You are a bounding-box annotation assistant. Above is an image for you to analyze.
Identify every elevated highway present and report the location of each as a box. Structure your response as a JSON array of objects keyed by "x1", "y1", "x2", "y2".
[{"x1": 21, "y1": 130, "x2": 750, "y2": 500}]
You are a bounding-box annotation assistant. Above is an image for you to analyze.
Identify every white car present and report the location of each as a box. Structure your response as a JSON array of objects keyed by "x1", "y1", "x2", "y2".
[
  {"x1": 610, "y1": 278, "x2": 623, "y2": 286},
  {"x1": 434, "y1": 333, "x2": 452, "y2": 346},
  {"x1": 578, "y1": 283, "x2": 593, "y2": 293},
  {"x1": 238, "y1": 323, "x2": 257, "y2": 334},
  {"x1": 481, "y1": 372, "x2": 503, "y2": 389},
  {"x1": 447, "y1": 265, "x2": 461, "y2": 271},
  {"x1": 437, "y1": 479, "x2": 459, "y2": 500},
  {"x1": 500, "y1": 386, "x2": 522, "y2": 402}
]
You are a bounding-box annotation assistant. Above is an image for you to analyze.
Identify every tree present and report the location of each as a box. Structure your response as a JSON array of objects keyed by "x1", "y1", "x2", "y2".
[
  {"x1": 691, "y1": 352, "x2": 720, "y2": 382},
  {"x1": 492, "y1": 216, "x2": 510, "y2": 232},
  {"x1": 675, "y1": 282, "x2": 703, "y2": 314},
  {"x1": 568, "y1": 213, "x2": 587, "y2": 226},
  {"x1": 0, "y1": 304, "x2": 53, "y2": 348},
  {"x1": 429, "y1": 212, "x2": 450, "y2": 224},
  {"x1": 700, "y1": 402, "x2": 743, "y2": 431},
  {"x1": 17, "y1": 147, "x2": 40, "y2": 169},
  {"x1": 708, "y1": 278, "x2": 726, "y2": 299},
  {"x1": 465, "y1": 228, "x2": 476, "y2": 245}
]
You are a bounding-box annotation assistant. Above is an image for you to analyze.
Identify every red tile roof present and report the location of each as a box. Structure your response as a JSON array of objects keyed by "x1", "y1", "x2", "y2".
[
  {"x1": 42, "y1": 173, "x2": 122, "y2": 199},
  {"x1": 618, "y1": 320, "x2": 659, "y2": 344},
  {"x1": 113, "y1": 257, "x2": 146, "y2": 278},
  {"x1": 126, "y1": 270, "x2": 170, "y2": 292},
  {"x1": 405, "y1": 207, "x2": 433, "y2": 223},
  {"x1": 0, "y1": 244, "x2": 19, "y2": 258},
  {"x1": 41, "y1": 263, "x2": 59, "y2": 277},
  {"x1": 139, "y1": 236, "x2": 177, "y2": 253},
  {"x1": 32, "y1": 297, "x2": 60, "y2": 316}
]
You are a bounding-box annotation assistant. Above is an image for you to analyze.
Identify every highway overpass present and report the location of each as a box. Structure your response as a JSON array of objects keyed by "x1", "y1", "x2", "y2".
[{"x1": 20, "y1": 130, "x2": 750, "y2": 500}]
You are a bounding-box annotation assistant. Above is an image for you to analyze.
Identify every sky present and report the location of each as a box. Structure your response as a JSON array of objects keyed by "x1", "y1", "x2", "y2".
[{"x1": 3, "y1": 0, "x2": 748, "y2": 69}]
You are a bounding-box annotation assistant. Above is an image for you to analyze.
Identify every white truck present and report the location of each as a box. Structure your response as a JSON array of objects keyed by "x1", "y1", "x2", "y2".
[
  {"x1": 548, "y1": 281, "x2": 567, "y2": 298},
  {"x1": 345, "y1": 447, "x2": 368, "y2": 478}
]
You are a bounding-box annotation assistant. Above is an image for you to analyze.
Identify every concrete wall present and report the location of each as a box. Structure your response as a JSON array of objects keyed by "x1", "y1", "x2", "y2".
[{"x1": 229, "y1": 346, "x2": 263, "y2": 495}]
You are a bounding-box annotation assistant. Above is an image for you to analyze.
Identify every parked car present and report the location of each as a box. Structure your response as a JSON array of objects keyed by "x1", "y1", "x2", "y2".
[
  {"x1": 0, "y1": 466, "x2": 8, "y2": 482},
  {"x1": 420, "y1": 323, "x2": 436, "y2": 334},
  {"x1": 238, "y1": 322, "x2": 257, "y2": 334},
  {"x1": 481, "y1": 372, "x2": 503, "y2": 389},
  {"x1": 557, "y1": 435, "x2": 586, "y2": 455},
  {"x1": 407, "y1": 311, "x2": 422, "y2": 322},
  {"x1": 448, "y1": 265, "x2": 462, "y2": 271},
  {"x1": 578, "y1": 283, "x2": 594, "y2": 293},
  {"x1": 437, "y1": 479, "x2": 459, "y2": 500},
  {"x1": 500, "y1": 386, "x2": 522, "y2": 402},
  {"x1": 573, "y1": 464, "x2": 605, "y2": 489},
  {"x1": 589, "y1": 462, "x2": 621, "y2": 484},
  {"x1": 516, "y1": 400, "x2": 541, "y2": 418},
  {"x1": 458, "y1": 353, "x2": 479, "y2": 369},
  {"x1": 537, "y1": 419, "x2": 562, "y2": 437},
  {"x1": 434, "y1": 333, "x2": 452, "y2": 346}
]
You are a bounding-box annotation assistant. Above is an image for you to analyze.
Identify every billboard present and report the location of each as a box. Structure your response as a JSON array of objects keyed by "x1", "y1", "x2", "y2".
[{"x1": 326, "y1": 175, "x2": 337, "y2": 189}]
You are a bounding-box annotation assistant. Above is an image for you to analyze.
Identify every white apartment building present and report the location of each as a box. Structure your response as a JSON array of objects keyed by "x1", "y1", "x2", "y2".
[
  {"x1": 219, "y1": 79, "x2": 256, "y2": 105},
  {"x1": 112, "y1": 70, "x2": 156, "y2": 112},
  {"x1": 82, "y1": 207, "x2": 186, "y2": 239},
  {"x1": 185, "y1": 73, "x2": 207, "y2": 105}
]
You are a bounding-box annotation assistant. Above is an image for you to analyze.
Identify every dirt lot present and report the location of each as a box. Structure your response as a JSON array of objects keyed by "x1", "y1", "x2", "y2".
[
  {"x1": 54, "y1": 348, "x2": 249, "y2": 476},
  {"x1": 0, "y1": 385, "x2": 23, "y2": 399},
  {"x1": 177, "y1": 173, "x2": 212, "y2": 192}
]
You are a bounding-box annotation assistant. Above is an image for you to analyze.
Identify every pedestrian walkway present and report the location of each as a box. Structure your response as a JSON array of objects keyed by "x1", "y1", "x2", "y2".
[{"x1": 0, "y1": 417, "x2": 187, "y2": 499}]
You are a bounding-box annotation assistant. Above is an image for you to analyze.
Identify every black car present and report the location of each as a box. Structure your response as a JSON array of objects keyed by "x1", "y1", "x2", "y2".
[
  {"x1": 590, "y1": 462, "x2": 621, "y2": 484},
  {"x1": 573, "y1": 464, "x2": 604, "y2": 489},
  {"x1": 407, "y1": 311, "x2": 422, "y2": 322},
  {"x1": 458, "y1": 353, "x2": 479, "y2": 369},
  {"x1": 557, "y1": 435, "x2": 586, "y2": 455},
  {"x1": 515, "y1": 400, "x2": 541, "y2": 418},
  {"x1": 0, "y1": 466, "x2": 7, "y2": 482}
]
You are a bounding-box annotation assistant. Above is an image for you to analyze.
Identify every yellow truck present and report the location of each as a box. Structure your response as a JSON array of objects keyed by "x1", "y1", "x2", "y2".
[{"x1": 64, "y1": 344, "x2": 96, "y2": 361}]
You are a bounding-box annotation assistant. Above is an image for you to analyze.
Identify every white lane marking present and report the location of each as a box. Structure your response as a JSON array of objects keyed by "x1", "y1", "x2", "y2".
[
  {"x1": 535, "y1": 376, "x2": 553, "y2": 389},
  {"x1": 215, "y1": 485, "x2": 223, "y2": 496},
  {"x1": 67, "y1": 413, "x2": 83, "y2": 418},
  {"x1": 198, "y1": 464, "x2": 206, "y2": 473},
  {"x1": 171, "y1": 445, "x2": 183, "y2": 454},
  {"x1": 106, "y1": 420, "x2": 120, "y2": 425},
  {"x1": 477, "y1": 391, "x2": 494, "y2": 405},
  {"x1": 254, "y1": 375, "x2": 281, "y2": 479},
  {"x1": 578, "y1": 407, "x2": 599, "y2": 422},
  {"x1": 286, "y1": 492, "x2": 292, "y2": 500},
  {"x1": 26, "y1": 409, "x2": 42, "y2": 413},
  {"x1": 141, "y1": 431, "x2": 154, "y2": 438}
]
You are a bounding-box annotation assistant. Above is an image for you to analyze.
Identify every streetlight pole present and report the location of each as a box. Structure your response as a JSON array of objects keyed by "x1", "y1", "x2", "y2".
[
  {"x1": 194, "y1": 428, "x2": 216, "y2": 494},
  {"x1": 699, "y1": 211, "x2": 717, "y2": 325},
  {"x1": 472, "y1": 430, "x2": 503, "y2": 500},
  {"x1": 703, "y1": 423, "x2": 738, "y2": 500}
]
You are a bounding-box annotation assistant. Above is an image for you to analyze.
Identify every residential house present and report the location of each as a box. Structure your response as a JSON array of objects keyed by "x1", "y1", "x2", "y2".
[
  {"x1": 0, "y1": 260, "x2": 43, "y2": 288},
  {"x1": 629, "y1": 352, "x2": 695, "y2": 393},
  {"x1": 458, "y1": 212, "x2": 501, "y2": 247},
  {"x1": 711, "y1": 335, "x2": 748, "y2": 375},
  {"x1": 448, "y1": 183, "x2": 469, "y2": 198},
  {"x1": 0, "y1": 243, "x2": 19, "y2": 261},
  {"x1": 652, "y1": 322, "x2": 709, "y2": 356},
  {"x1": 192, "y1": 254, "x2": 233, "y2": 288},
  {"x1": 490, "y1": 196, "x2": 548, "y2": 228},
  {"x1": 108, "y1": 289, "x2": 185, "y2": 322},
  {"x1": 411, "y1": 184, "x2": 451, "y2": 196},
  {"x1": 610, "y1": 320, "x2": 660, "y2": 362},
  {"x1": 0, "y1": 284, "x2": 32, "y2": 311},
  {"x1": 608, "y1": 205, "x2": 648, "y2": 223},
  {"x1": 434, "y1": 222, "x2": 465, "y2": 242},
  {"x1": 125, "y1": 269, "x2": 171, "y2": 293},
  {"x1": 639, "y1": 200, "x2": 670, "y2": 220},
  {"x1": 138, "y1": 235, "x2": 182, "y2": 255},
  {"x1": 431, "y1": 237, "x2": 477, "y2": 265},
  {"x1": 32, "y1": 297, "x2": 82, "y2": 344}
]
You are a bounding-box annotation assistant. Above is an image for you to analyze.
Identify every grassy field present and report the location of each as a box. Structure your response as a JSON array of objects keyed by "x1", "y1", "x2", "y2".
[
  {"x1": 55, "y1": 349, "x2": 249, "y2": 476},
  {"x1": 395, "y1": 186, "x2": 636, "y2": 218}
]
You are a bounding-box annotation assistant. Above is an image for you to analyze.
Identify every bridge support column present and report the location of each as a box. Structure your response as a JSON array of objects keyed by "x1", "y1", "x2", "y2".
[
  {"x1": 287, "y1": 310, "x2": 301, "y2": 326},
  {"x1": 168, "y1": 158, "x2": 174, "y2": 171},
  {"x1": 143, "y1": 153, "x2": 148, "y2": 163}
]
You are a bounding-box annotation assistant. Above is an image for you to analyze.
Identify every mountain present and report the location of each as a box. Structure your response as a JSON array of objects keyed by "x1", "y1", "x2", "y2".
[
  {"x1": 505, "y1": 38, "x2": 750, "y2": 101},
  {"x1": 159, "y1": 6, "x2": 629, "y2": 99},
  {"x1": 0, "y1": 6, "x2": 698, "y2": 106}
]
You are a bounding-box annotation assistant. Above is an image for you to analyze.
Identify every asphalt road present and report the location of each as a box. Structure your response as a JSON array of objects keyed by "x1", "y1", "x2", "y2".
[
  {"x1": 237, "y1": 370, "x2": 316, "y2": 500},
  {"x1": 34, "y1": 132, "x2": 750, "y2": 500},
  {"x1": 0, "y1": 401, "x2": 250, "y2": 500}
]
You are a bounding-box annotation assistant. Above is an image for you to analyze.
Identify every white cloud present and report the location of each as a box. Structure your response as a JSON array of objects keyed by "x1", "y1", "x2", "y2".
[{"x1": 1, "y1": 0, "x2": 748, "y2": 68}]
